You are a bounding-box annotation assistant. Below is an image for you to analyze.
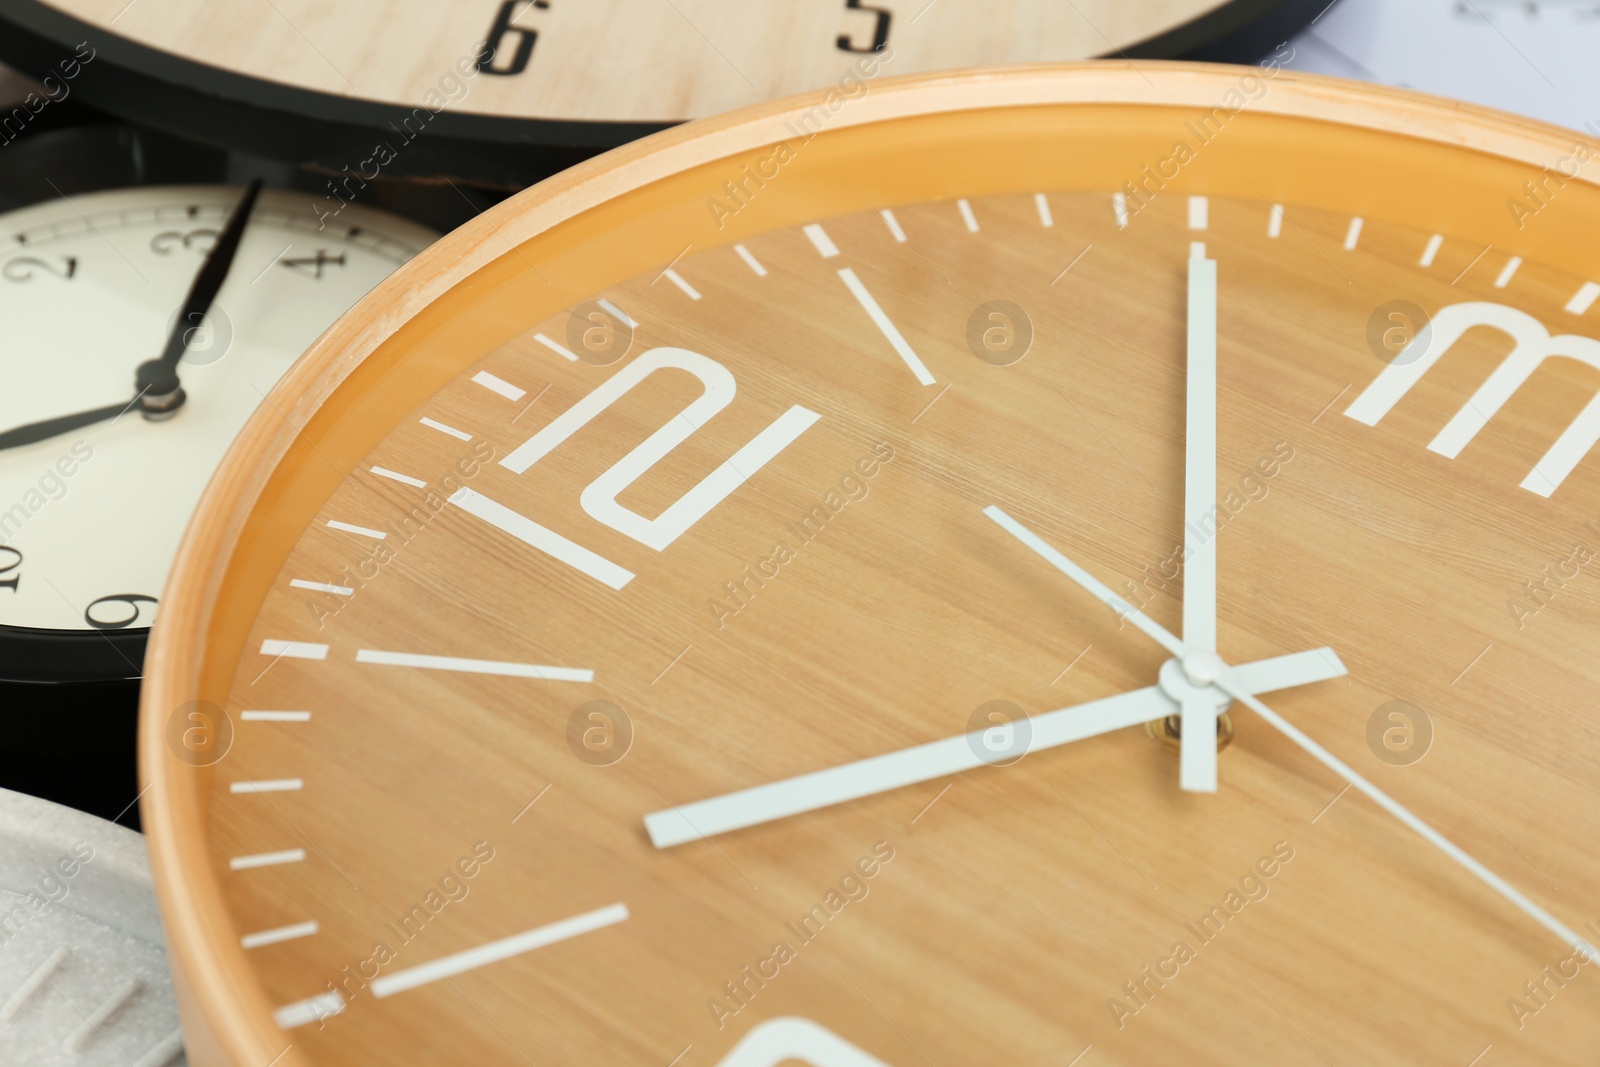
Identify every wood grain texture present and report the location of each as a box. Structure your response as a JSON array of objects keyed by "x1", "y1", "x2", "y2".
[
  {"x1": 138, "y1": 65, "x2": 1600, "y2": 1066},
  {"x1": 41, "y1": 0, "x2": 1242, "y2": 122}
]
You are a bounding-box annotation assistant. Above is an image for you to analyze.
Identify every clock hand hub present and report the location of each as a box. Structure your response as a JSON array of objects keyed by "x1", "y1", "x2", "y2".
[
  {"x1": 1181, "y1": 650, "x2": 1226, "y2": 686},
  {"x1": 987, "y1": 505, "x2": 1595, "y2": 958},
  {"x1": 1158, "y1": 657, "x2": 1230, "y2": 713},
  {"x1": 134, "y1": 359, "x2": 184, "y2": 420}
]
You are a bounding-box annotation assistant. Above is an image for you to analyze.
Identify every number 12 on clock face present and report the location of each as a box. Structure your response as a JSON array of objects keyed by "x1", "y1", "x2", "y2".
[{"x1": 450, "y1": 346, "x2": 820, "y2": 589}]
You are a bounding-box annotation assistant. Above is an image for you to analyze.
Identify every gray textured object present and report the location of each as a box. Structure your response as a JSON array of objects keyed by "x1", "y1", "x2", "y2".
[{"x1": 0, "y1": 787, "x2": 186, "y2": 1067}]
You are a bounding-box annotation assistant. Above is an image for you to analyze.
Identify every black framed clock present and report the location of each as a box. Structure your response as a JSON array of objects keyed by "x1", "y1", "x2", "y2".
[
  {"x1": 0, "y1": 0, "x2": 1332, "y2": 186},
  {"x1": 0, "y1": 137, "x2": 437, "y2": 825}
]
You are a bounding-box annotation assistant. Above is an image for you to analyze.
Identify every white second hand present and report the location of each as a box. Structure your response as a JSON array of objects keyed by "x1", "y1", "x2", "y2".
[
  {"x1": 1221, "y1": 679, "x2": 1597, "y2": 957},
  {"x1": 987, "y1": 505, "x2": 1596, "y2": 957},
  {"x1": 982, "y1": 506, "x2": 1184, "y2": 658}
]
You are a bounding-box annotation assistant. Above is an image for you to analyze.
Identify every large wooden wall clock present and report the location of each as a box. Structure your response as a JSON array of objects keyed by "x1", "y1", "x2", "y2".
[
  {"x1": 140, "y1": 63, "x2": 1600, "y2": 1065},
  {"x1": 0, "y1": 1, "x2": 1324, "y2": 183}
]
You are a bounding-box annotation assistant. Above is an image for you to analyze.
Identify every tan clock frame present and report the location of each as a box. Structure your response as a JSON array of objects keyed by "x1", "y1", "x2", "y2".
[{"x1": 136, "y1": 62, "x2": 1600, "y2": 1066}]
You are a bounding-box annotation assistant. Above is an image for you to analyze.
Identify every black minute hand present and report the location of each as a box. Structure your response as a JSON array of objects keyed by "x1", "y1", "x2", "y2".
[{"x1": 135, "y1": 178, "x2": 264, "y2": 414}]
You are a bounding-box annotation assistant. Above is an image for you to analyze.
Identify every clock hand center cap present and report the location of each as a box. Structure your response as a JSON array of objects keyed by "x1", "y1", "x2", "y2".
[
  {"x1": 135, "y1": 359, "x2": 186, "y2": 421},
  {"x1": 1182, "y1": 650, "x2": 1226, "y2": 687},
  {"x1": 1159, "y1": 657, "x2": 1231, "y2": 710}
]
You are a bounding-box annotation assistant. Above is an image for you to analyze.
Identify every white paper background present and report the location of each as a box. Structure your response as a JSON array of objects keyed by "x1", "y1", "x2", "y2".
[{"x1": 1283, "y1": 0, "x2": 1600, "y2": 134}]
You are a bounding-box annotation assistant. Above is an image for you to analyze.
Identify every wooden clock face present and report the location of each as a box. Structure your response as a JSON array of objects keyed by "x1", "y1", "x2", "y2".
[
  {"x1": 0, "y1": 1, "x2": 1314, "y2": 180},
  {"x1": 141, "y1": 67, "x2": 1600, "y2": 1066}
]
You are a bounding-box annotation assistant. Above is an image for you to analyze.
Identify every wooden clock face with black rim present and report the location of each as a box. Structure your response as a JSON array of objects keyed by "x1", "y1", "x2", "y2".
[
  {"x1": 141, "y1": 65, "x2": 1600, "y2": 1067},
  {"x1": 0, "y1": 0, "x2": 1320, "y2": 181}
]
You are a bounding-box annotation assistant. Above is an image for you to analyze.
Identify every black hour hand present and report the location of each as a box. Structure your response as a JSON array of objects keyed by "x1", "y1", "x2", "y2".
[
  {"x1": 0, "y1": 360, "x2": 186, "y2": 452},
  {"x1": 0, "y1": 396, "x2": 138, "y2": 452}
]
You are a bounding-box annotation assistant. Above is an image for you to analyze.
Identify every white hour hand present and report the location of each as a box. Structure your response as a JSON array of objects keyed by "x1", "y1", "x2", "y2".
[
  {"x1": 646, "y1": 687, "x2": 1167, "y2": 849},
  {"x1": 643, "y1": 647, "x2": 1343, "y2": 849}
]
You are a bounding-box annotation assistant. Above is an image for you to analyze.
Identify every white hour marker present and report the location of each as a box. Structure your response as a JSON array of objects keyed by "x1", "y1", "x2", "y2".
[
  {"x1": 597, "y1": 298, "x2": 636, "y2": 328},
  {"x1": 1190, "y1": 241, "x2": 1206, "y2": 260},
  {"x1": 420, "y1": 416, "x2": 471, "y2": 440},
  {"x1": 472, "y1": 370, "x2": 526, "y2": 401},
  {"x1": 1494, "y1": 256, "x2": 1523, "y2": 289},
  {"x1": 1034, "y1": 193, "x2": 1053, "y2": 228},
  {"x1": 260, "y1": 640, "x2": 328, "y2": 660},
  {"x1": 733, "y1": 243, "x2": 767, "y2": 276},
  {"x1": 289, "y1": 579, "x2": 352, "y2": 596},
  {"x1": 325, "y1": 519, "x2": 386, "y2": 539},
  {"x1": 65, "y1": 979, "x2": 141, "y2": 1053},
  {"x1": 449, "y1": 487, "x2": 636, "y2": 590},
  {"x1": 370, "y1": 903, "x2": 629, "y2": 998},
  {"x1": 1420, "y1": 233, "x2": 1443, "y2": 267},
  {"x1": 2, "y1": 946, "x2": 67, "y2": 1020},
  {"x1": 1267, "y1": 203, "x2": 1283, "y2": 238},
  {"x1": 1188, "y1": 196, "x2": 1208, "y2": 230},
  {"x1": 837, "y1": 268, "x2": 935, "y2": 386},
  {"x1": 1346, "y1": 301, "x2": 1600, "y2": 496},
  {"x1": 1112, "y1": 192, "x2": 1128, "y2": 229},
  {"x1": 132, "y1": 1029, "x2": 184, "y2": 1067},
  {"x1": 957, "y1": 198, "x2": 979, "y2": 232},
  {"x1": 242, "y1": 921, "x2": 319, "y2": 949},
  {"x1": 879, "y1": 209, "x2": 906, "y2": 242},
  {"x1": 240, "y1": 711, "x2": 311, "y2": 722},
  {"x1": 534, "y1": 332, "x2": 580, "y2": 361},
  {"x1": 355, "y1": 648, "x2": 594, "y2": 682},
  {"x1": 230, "y1": 848, "x2": 306, "y2": 870},
  {"x1": 662, "y1": 268, "x2": 701, "y2": 300},
  {"x1": 230, "y1": 779, "x2": 303, "y2": 794},
  {"x1": 1344, "y1": 216, "x2": 1364, "y2": 250},
  {"x1": 370, "y1": 465, "x2": 426, "y2": 487},
  {"x1": 274, "y1": 991, "x2": 345, "y2": 1030},
  {"x1": 1567, "y1": 281, "x2": 1600, "y2": 315},
  {"x1": 803, "y1": 223, "x2": 840, "y2": 258}
]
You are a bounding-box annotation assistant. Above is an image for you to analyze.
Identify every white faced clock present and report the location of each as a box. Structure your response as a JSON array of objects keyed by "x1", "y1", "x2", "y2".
[{"x1": 0, "y1": 185, "x2": 436, "y2": 685}]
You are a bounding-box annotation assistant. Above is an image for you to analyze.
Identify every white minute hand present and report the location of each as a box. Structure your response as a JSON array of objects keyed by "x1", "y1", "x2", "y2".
[{"x1": 1181, "y1": 250, "x2": 1221, "y2": 792}]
